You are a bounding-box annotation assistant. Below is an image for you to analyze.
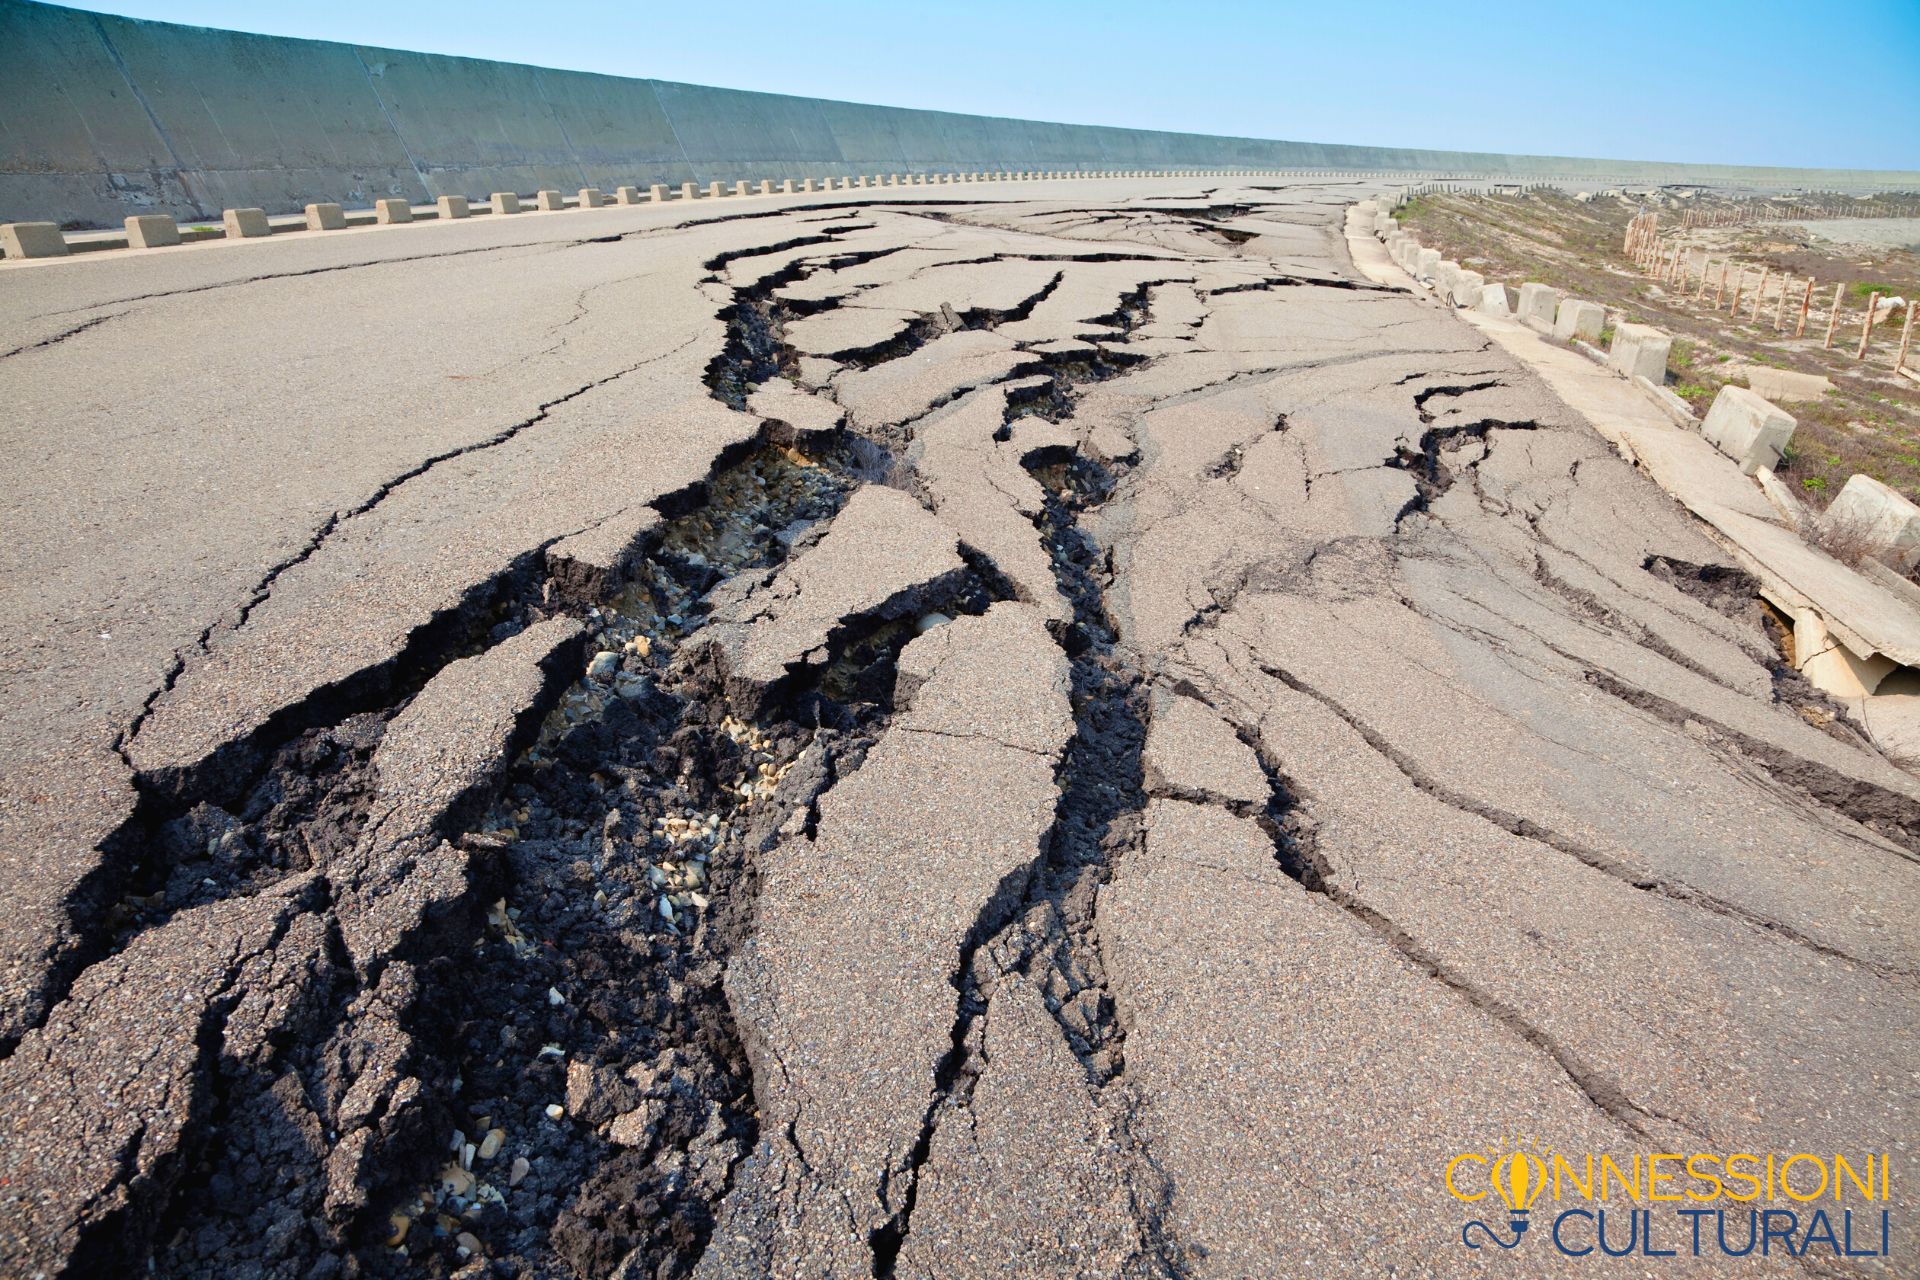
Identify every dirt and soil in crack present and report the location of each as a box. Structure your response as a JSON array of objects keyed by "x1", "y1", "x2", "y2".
[
  {"x1": 95, "y1": 233, "x2": 1069, "y2": 1280},
  {"x1": 127, "y1": 429, "x2": 918, "y2": 1280}
]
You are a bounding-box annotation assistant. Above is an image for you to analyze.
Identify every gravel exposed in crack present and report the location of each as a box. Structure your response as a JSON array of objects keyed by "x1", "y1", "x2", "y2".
[{"x1": 87, "y1": 229, "x2": 1002, "y2": 1279}]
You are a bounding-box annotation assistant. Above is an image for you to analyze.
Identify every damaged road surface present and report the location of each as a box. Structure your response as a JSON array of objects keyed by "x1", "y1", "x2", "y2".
[{"x1": 1, "y1": 178, "x2": 1916, "y2": 1279}]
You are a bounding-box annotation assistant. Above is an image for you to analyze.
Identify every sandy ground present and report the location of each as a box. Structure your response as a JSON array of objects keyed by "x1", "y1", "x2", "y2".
[{"x1": 1801, "y1": 216, "x2": 1920, "y2": 253}]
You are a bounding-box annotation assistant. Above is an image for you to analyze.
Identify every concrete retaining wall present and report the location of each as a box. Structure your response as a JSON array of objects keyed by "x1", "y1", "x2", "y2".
[{"x1": 7, "y1": 0, "x2": 1919, "y2": 228}]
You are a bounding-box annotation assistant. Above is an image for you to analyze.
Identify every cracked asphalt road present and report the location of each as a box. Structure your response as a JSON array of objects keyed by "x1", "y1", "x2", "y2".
[{"x1": 0, "y1": 178, "x2": 1914, "y2": 1278}]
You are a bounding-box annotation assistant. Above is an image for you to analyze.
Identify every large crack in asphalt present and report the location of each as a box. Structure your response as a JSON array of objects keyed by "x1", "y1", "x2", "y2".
[
  {"x1": 1169, "y1": 671, "x2": 1697, "y2": 1149},
  {"x1": 865, "y1": 346, "x2": 1188, "y2": 1279},
  {"x1": 18, "y1": 188, "x2": 1917, "y2": 1280},
  {"x1": 21, "y1": 230, "x2": 989, "y2": 1278}
]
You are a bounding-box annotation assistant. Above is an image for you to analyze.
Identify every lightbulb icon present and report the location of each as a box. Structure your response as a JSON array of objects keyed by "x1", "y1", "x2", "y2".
[{"x1": 1463, "y1": 1148, "x2": 1548, "y2": 1250}]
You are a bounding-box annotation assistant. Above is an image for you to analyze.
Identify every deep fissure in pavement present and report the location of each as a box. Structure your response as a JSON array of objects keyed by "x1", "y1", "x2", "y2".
[
  {"x1": 104, "y1": 231, "x2": 980, "y2": 1276},
  {"x1": 868, "y1": 340, "x2": 1189, "y2": 1275}
]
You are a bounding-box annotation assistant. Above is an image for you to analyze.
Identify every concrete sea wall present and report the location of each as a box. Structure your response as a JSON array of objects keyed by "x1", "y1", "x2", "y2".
[{"x1": 5, "y1": 0, "x2": 1917, "y2": 228}]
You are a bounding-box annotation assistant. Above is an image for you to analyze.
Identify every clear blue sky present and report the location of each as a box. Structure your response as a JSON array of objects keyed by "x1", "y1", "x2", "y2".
[{"x1": 76, "y1": 0, "x2": 1920, "y2": 170}]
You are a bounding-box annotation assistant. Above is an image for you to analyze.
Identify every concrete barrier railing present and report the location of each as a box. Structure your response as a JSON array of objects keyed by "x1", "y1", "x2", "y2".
[{"x1": 2, "y1": 168, "x2": 1343, "y2": 260}]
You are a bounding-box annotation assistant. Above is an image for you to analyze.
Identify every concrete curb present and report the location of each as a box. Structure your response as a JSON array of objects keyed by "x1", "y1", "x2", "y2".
[{"x1": 0, "y1": 169, "x2": 1340, "y2": 263}]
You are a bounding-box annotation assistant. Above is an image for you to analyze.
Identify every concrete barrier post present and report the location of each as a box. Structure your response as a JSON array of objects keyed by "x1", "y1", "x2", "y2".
[
  {"x1": 303, "y1": 203, "x2": 344, "y2": 232},
  {"x1": 1607, "y1": 322, "x2": 1673, "y2": 384},
  {"x1": 1477, "y1": 282, "x2": 1514, "y2": 315},
  {"x1": 615, "y1": 186, "x2": 641, "y2": 205},
  {"x1": 126, "y1": 213, "x2": 182, "y2": 247},
  {"x1": 577, "y1": 188, "x2": 604, "y2": 208},
  {"x1": 681, "y1": 182, "x2": 699, "y2": 200},
  {"x1": 375, "y1": 198, "x2": 412, "y2": 224},
  {"x1": 1701, "y1": 385, "x2": 1796, "y2": 475},
  {"x1": 535, "y1": 190, "x2": 564, "y2": 211},
  {"x1": 1, "y1": 222, "x2": 68, "y2": 258},
  {"x1": 1516, "y1": 283, "x2": 1563, "y2": 326},
  {"x1": 1552, "y1": 299, "x2": 1606, "y2": 343},
  {"x1": 223, "y1": 207, "x2": 271, "y2": 238},
  {"x1": 758, "y1": 180, "x2": 773, "y2": 195},
  {"x1": 492, "y1": 192, "x2": 521, "y2": 215},
  {"x1": 1827, "y1": 475, "x2": 1920, "y2": 568},
  {"x1": 649, "y1": 185, "x2": 668, "y2": 203},
  {"x1": 780, "y1": 179, "x2": 794, "y2": 193},
  {"x1": 732, "y1": 181, "x2": 749, "y2": 196},
  {"x1": 709, "y1": 182, "x2": 727, "y2": 198},
  {"x1": 1449, "y1": 270, "x2": 1485, "y2": 307},
  {"x1": 436, "y1": 196, "x2": 470, "y2": 219}
]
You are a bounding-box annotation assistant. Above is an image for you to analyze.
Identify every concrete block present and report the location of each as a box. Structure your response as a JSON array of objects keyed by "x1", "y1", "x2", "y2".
[
  {"x1": 802, "y1": 178, "x2": 818, "y2": 192},
  {"x1": 436, "y1": 196, "x2": 469, "y2": 219},
  {"x1": 577, "y1": 188, "x2": 604, "y2": 208},
  {"x1": 492, "y1": 192, "x2": 521, "y2": 215},
  {"x1": 1, "y1": 221, "x2": 68, "y2": 258},
  {"x1": 614, "y1": 186, "x2": 641, "y2": 205},
  {"x1": 1477, "y1": 282, "x2": 1513, "y2": 315},
  {"x1": 1552, "y1": 299, "x2": 1605, "y2": 343},
  {"x1": 302, "y1": 203, "x2": 344, "y2": 233},
  {"x1": 1449, "y1": 270, "x2": 1485, "y2": 308},
  {"x1": 1700, "y1": 385, "x2": 1795, "y2": 476},
  {"x1": 1415, "y1": 247, "x2": 1441, "y2": 278},
  {"x1": 1794, "y1": 607, "x2": 1896, "y2": 698},
  {"x1": 649, "y1": 185, "x2": 668, "y2": 202},
  {"x1": 1826, "y1": 474, "x2": 1920, "y2": 569},
  {"x1": 374, "y1": 198, "x2": 412, "y2": 224},
  {"x1": 1516, "y1": 282, "x2": 1562, "y2": 326},
  {"x1": 1739, "y1": 365, "x2": 1833, "y2": 403},
  {"x1": 732, "y1": 181, "x2": 750, "y2": 196},
  {"x1": 126, "y1": 214, "x2": 182, "y2": 247},
  {"x1": 535, "y1": 189, "x2": 565, "y2": 211},
  {"x1": 1434, "y1": 262, "x2": 1461, "y2": 297},
  {"x1": 223, "y1": 207, "x2": 271, "y2": 238},
  {"x1": 780, "y1": 179, "x2": 794, "y2": 193},
  {"x1": 757, "y1": 180, "x2": 773, "y2": 195},
  {"x1": 708, "y1": 182, "x2": 725, "y2": 198},
  {"x1": 681, "y1": 182, "x2": 698, "y2": 200},
  {"x1": 1607, "y1": 322, "x2": 1672, "y2": 384}
]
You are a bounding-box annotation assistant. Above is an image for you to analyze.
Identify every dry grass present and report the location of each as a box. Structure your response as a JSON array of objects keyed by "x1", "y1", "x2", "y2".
[{"x1": 1803, "y1": 508, "x2": 1902, "y2": 570}]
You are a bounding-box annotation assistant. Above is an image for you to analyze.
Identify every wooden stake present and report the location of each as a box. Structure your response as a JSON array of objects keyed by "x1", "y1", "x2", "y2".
[
  {"x1": 1715, "y1": 262, "x2": 1728, "y2": 309},
  {"x1": 1795, "y1": 277, "x2": 1813, "y2": 337},
  {"x1": 1752, "y1": 267, "x2": 1769, "y2": 320},
  {"x1": 1898, "y1": 302, "x2": 1916, "y2": 373},
  {"x1": 1773, "y1": 275, "x2": 1787, "y2": 331},
  {"x1": 1730, "y1": 268, "x2": 1746, "y2": 315},
  {"x1": 1824, "y1": 283, "x2": 1844, "y2": 348},
  {"x1": 1858, "y1": 291, "x2": 1879, "y2": 359},
  {"x1": 1696, "y1": 256, "x2": 1712, "y2": 301}
]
